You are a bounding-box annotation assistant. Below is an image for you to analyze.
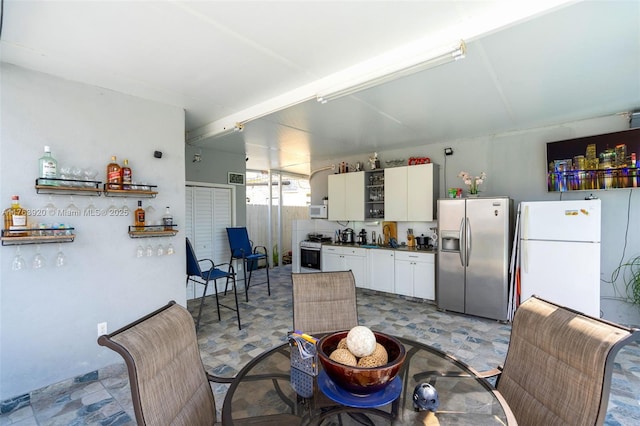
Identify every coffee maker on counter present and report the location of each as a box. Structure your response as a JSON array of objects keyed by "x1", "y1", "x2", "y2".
[{"x1": 357, "y1": 229, "x2": 368, "y2": 245}]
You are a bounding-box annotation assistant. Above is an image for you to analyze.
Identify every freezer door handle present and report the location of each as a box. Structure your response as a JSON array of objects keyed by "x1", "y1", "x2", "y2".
[
  {"x1": 522, "y1": 205, "x2": 529, "y2": 240},
  {"x1": 459, "y1": 217, "x2": 465, "y2": 266},
  {"x1": 466, "y1": 217, "x2": 472, "y2": 267}
]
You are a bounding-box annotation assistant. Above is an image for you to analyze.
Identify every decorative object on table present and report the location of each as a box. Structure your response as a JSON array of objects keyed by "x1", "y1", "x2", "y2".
[
  {"x1": 458, "y1": 171, "x2": 486, "y2": 196},
  {"x1": 345, "y1": 325, "x2": 377, "y2": 357},
  {"x1": 413, "y1": 383, "x2": 440, "y2": 412},
  {"x1": 288, "y1": 331, "x2": 318, "y2": 398},
  {"x1": 317, "y1": 370, "x2": 402, "y2": 408},
  {"x1": 317, "y1": 328, "x2": 406, "y2": 395},
  {"x1": 288, "y1": 331, "x2": 318, "y2": 376}
]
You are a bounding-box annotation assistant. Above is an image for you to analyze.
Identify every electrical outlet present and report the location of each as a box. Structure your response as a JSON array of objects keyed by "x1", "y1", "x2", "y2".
[{"x1": 97, "y1": 322, "x2": 108, "y2": 337}]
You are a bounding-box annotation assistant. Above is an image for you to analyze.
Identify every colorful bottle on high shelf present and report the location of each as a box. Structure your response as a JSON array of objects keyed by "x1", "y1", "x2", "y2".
[
  {"x1": 3, "y1": 195, "x2": 28, "y2": 236},
  {"x1": 39, "y1": 146, "x2": 58, "y2": 186},
  {"x1": 121, "y1": 159, "x2": 132, "y2": 190},
  {"x1": 106, "y1": 156, "x2": 122, "y2": 190},
  {"x1": 134, "y1": 200, "x2": 145, "y2": 231},
  {"x1": 162, "y1": 206, "x2": 173, "y2": 231}
]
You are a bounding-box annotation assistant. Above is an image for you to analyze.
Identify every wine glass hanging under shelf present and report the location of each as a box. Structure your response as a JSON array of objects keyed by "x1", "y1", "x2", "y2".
[
  {"x1": 1, "y1": 227, "x2": 75, "y2": 246},
  {"x1": 128, "y1": 224, "x2": 178, "y2": 238},
  {"x1": 34, "y1": 178, "x2": 158, "y2": 198},
  {"x1": 103, "y1": 183, "x2": 158, "y2": 198}
]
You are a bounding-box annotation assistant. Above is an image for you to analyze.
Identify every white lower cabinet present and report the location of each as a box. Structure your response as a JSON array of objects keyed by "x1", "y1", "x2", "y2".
[
  {"x1": 394, "y1": 251, "x2": 435, "y2": 300},
  {"x1": 368, "y1": 249, "x2": 395, "y2": 293},
  {"x1": 322, "y1": 245, "x2": 435, "y2": 299},
  {"x1": 321, "y1": 246, "x2": 367, "y2": 288}
]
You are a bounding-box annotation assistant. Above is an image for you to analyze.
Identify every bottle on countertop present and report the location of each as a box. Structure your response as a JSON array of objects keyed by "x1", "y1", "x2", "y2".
[
  {"x1": 134, "y1": 200, "x2": 145, "y2": 231},
  {"x1": 3, "y1": 195, "x2": 28, "y2": 236},
  {"x1": 39, "y1": 146, "x2": 58, "y2": 186},
  {"x1": 162, "y1": 206, "x2": 173, "y2": 231},
  {"x1": 106, "y1": 156, "x2": 122, "y2": 190},
  {"x1": 121, "y1": 159, "x2": 132, "y2": 190}
]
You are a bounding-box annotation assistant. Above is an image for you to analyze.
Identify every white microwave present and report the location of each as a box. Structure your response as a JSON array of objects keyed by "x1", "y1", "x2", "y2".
[{"x1": 309, "y1": 204, "x2": 328, "y2": 219}]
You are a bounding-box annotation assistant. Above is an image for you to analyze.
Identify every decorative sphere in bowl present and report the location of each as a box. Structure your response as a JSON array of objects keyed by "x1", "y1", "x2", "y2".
[{"x1": 317, "y1": 330, "x2": 406, "y2": 395}]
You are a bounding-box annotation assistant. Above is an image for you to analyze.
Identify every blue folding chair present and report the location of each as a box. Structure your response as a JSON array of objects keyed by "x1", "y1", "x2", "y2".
[
  {"x1": 226, "y1": 227, "x2": 270, "y2": 302},
  {"x1": 186, "y1": 237, "x2": 241, "y2": 330}
]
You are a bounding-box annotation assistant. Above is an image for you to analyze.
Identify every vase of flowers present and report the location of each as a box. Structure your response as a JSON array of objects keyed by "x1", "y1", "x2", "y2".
[{"x1": 458, "y1": 171, "x2": 486, "y2": 197}]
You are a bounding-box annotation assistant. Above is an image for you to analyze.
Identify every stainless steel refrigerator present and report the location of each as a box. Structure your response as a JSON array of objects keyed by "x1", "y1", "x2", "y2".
[{"x1": 437, "y1": 197, "x2": 513, "y2": 321}]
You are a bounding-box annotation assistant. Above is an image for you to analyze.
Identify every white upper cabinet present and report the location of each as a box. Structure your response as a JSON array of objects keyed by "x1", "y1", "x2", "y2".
[
  {"x1": 328, "y1": 172, "x2": 365, "y2": 221},
  {"x1": 384, "y1": 164, "x2": 438, "y2": 221}
]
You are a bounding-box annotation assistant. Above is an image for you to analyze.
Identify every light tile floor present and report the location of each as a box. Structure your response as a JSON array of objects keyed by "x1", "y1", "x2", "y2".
[{"x1": 1, "y1": 265, "x2": 639, "y2": 425}]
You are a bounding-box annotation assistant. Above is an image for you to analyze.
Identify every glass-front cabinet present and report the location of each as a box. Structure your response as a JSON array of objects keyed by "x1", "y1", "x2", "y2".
[{"x1": 365, "y1": 170, "x2": 384, "y2": 219}]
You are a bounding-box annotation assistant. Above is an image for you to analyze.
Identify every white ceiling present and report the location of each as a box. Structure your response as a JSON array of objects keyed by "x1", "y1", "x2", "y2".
[{"x1": 2, "y1": 1, "x2": 639, "y2": 175}]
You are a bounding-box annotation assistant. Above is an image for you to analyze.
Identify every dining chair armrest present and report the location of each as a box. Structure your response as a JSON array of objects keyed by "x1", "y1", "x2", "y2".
[
  {"x1": 253, "y1": 245, "x2": 268, "y2": 255},
  {"x1": 210, "y1": 262, "x2": 235, "y2": 275},
  {"x1": 207, "y1": 372, "x2": 235, "y2": 384},
  {"x1": 413, "y1": 365, "x2": 502, "y2": 384},
  {"x1": 413, "y1": 370, "x2": 472, "y2": 382},
  {"x1": 476, "y1": 366, "x2": 503, "y2": 379},
  {"x1": 198, "y1": 258, "x2": 215, "y2": 270}
]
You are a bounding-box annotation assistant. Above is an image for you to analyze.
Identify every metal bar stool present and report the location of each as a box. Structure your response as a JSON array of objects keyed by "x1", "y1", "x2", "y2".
[
  {"x1": 186, "y1": 237, "x2": 241, "y2": 330},
  {"x1": 225, "y1": 227, "x2": 270, "y2": 302}
]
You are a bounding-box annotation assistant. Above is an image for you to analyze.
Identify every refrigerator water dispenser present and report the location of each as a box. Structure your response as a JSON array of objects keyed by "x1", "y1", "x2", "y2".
[{"x1": 440, "y1": 230, "x2": 460, "y2": 251}]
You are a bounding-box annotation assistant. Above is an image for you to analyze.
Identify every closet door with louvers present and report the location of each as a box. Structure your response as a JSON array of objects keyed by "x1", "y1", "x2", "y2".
[{"x1": 185, "y1": 185, "x2": 233, "y2": 300}]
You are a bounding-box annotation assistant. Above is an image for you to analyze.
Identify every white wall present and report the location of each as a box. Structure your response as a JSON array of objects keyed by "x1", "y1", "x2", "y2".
[
  {"x1": 311, "y1": 114, "x2": 640, "y2": 325},
  {"x1": 0, "y1": 64, "x2": 186, "y2": 400},
  {"x1": 185, "y1": 144, "x2": 246, "y2": 226}
]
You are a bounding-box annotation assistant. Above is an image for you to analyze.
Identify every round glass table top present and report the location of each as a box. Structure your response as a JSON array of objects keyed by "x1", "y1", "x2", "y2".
[{"x1": 222, "y1": 335, "x2": 516, "y2": 425}]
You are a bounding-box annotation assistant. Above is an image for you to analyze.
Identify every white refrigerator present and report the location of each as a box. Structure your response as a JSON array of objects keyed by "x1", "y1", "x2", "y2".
[{"x1": 518, "y1": 199, "x2": 601, "y2": 317}]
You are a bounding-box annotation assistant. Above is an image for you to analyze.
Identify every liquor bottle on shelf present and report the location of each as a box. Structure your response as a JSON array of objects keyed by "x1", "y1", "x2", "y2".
[
  {"x1": 162, "y1": 206, "x2": 173, "y2": 231},
  {"x1": 121, "y1": 159, "x2": 132, "y2": 190},
  {"x1": 134, "y1": 200, "x2": 145, "y2": 231},
  {"x1": 39, "y1": 146, "x2": 58, "y2": 186},
  {"x1": 3, "y1": 195, "x2": 28, "y2": 236},
  {"x1": 106, "y1": 156, "x2": 122, "y2": 190}
]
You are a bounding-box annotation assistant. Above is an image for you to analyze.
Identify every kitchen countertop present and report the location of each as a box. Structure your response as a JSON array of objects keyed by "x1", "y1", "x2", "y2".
[{"x1": 323, "y1": 242, "x2": 437, "y2": 254}]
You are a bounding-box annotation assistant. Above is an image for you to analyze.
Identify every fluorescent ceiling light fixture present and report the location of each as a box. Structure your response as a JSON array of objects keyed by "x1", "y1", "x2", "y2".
[
  {"x1": 317, "y1": 40, "x2": 466, "y2": 103},
  {"x1": 189, "y1": 122, "x2": 244, "y2": 144}
]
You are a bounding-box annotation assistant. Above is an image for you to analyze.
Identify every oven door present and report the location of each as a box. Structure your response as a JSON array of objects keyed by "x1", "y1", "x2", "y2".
[{"x1": 300, "y1": 247, "x2": 321, "y2": 270}]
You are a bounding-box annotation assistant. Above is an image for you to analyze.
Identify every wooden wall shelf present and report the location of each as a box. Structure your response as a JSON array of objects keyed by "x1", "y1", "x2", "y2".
[{"x1": 1, "y1": 228, "x2": 76, "y2": 246}]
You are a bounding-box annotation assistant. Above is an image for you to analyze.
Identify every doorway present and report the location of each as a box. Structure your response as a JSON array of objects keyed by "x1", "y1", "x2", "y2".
[
  {"x1": 185, "y1": 184, "x2": 233, "y2": 300},
  {"x1": 245, "y1": 170, "x2": 310, "y2": 267}
]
